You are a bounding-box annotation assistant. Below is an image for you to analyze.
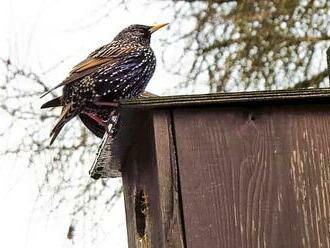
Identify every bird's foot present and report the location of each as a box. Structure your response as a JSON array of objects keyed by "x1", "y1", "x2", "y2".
[
  {"x1": 83, "y1": 110, "x2": 119, "y2": 135},
  {"x1": 83, "y1": 112, "x2": 109, "y2": 131}
]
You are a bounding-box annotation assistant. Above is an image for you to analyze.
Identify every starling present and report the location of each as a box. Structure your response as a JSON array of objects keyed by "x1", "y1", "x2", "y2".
[{"x1": 41, "y1": 23, "x2": 168, "y2": 145}]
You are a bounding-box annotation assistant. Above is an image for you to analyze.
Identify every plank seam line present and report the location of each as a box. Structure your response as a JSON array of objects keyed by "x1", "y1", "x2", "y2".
[{"x1": 169, "y1": 109, "x2": 188, "y2": 248}]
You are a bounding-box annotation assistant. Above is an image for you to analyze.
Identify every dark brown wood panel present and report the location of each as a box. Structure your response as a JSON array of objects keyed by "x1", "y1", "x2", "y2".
[
  {"x1": 122, "y1": 110, "x2": 184, "y2": 248},
  {"x1": 173, "y1": 105, "x2": 330, "y2": 248},
  {"x1": 121, "y1": 111, "x2": 157, "y2": 248},
  {"x1": 152, "y1": 111, "x2": 185, "y2": 248},
  {"x1": 121, "y1": 88, "x2": 330, "y2": 109}
]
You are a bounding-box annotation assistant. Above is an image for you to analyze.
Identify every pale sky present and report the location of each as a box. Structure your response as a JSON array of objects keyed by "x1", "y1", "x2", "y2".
[
  {"x1": 0, "y1": 0, "x2": 183, "y2": 247},
  {"x1": 1, "y1": 1, "x2": 330, "y2": 247}
]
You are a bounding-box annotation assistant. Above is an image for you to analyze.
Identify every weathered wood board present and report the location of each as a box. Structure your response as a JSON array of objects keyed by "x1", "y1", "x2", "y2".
[
  {"x1": 121, "y1": 111, "x2": 185, "y2": 248},
  {"x1": 103, "y1": 89, "x2": 330, "y2": 248},
  {"x1": 173, "y1": 105, "x2": 330, "y2": 248}
]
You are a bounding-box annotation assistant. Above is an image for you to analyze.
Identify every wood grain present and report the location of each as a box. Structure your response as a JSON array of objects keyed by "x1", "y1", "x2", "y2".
[
  {"x1": 152, "y1": 111, "x2": 185, "y2": 248},
  {"x1": 173, "y1": 104, "x2": 330, "y2": 248},
  {"x1": 121, "y1": 110, "x2": 184, "y2": 248}
]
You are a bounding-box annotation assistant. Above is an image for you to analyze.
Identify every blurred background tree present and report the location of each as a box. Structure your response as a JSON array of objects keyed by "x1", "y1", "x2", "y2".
[
  {"x1": 0, "y1": 0, "x2": 329, "y2": 246},
  {"x1": 163, "y1": 0, "x2": 330, "y2": 91}
]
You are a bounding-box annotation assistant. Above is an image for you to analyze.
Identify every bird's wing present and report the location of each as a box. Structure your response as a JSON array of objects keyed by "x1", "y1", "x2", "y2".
[
  {"x1": 40, "y1": 46, "x2": 132, "y2": 98},
  {"x1": 71, "y1": 57, "x2": 112, "y2": 73},
  {"x1": 64, "y1": 47, "x2": 133, "y2": 84},
  {"x1": 92, "y1": 48, "x2": 154, "y2": 99}
]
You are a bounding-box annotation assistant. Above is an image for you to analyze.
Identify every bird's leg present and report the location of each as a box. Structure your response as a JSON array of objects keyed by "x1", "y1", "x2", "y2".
[
  {"x1": 83, "y1": 112, "x2": 110, "y2": 133},
  {"x1": 83, "y1": 110, "x2": 118, "y2": 134}
]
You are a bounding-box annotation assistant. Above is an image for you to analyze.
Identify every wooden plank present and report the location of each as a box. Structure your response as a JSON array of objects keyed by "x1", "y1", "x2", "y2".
[
  {"x1": 102, "y1": 89, "x2": 330, "y2": 178},
  {"x1": 121, "y1": 111, "x2": 160, "y2": 248},
  {"x1": 152, "y1": 111, "x2": 185, "y2": 247},
  {"x1": 89, "y1": 131, "x2": 121, "y2": 179},
  {"x1": 120, "y1": 88, "x2": 330, "y2": 109},
  {"x1": 121, "y1": 110, "x2": 185, "y2": 248},
  {"x1": 173, "y1": 104, "x2": 330, "y2": 248},
  {"x1": 89, "y1": 110, "x2": 151, "y2": 178}
]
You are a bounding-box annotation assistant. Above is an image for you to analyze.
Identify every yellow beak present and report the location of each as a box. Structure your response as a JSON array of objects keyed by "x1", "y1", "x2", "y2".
[{"x1": 149, "y1": 23, "x2": 169, "y2": 33}]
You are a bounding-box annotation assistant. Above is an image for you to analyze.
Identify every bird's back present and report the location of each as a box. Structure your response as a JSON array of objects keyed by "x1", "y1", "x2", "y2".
[{"x1": 62, "y1": 43, "x2": 156, "y2": 107}]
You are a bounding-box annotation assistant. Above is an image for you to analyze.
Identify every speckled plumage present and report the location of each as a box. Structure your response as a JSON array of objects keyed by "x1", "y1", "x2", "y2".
[{"x1": 41, "y1": 24, "x2": 167, "y2": 145}]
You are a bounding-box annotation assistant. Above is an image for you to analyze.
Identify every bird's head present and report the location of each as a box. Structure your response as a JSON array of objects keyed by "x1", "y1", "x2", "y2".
[{"x1": 114, "y1": 23, "x2": 168, "y2": 45}]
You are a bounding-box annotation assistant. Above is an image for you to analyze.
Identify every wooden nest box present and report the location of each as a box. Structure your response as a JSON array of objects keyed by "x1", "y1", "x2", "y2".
[{"x1": 92, "y1": 88, "x2": 330, "y2": 248}]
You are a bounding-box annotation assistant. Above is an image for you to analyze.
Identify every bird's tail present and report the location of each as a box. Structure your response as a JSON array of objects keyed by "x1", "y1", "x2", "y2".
[
  {"x1": 41, "y1": 97, "x2": 62, "y2": 109},
  {"x1": 49, "y1": 104, "x2": 75, "y2": 145}
]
